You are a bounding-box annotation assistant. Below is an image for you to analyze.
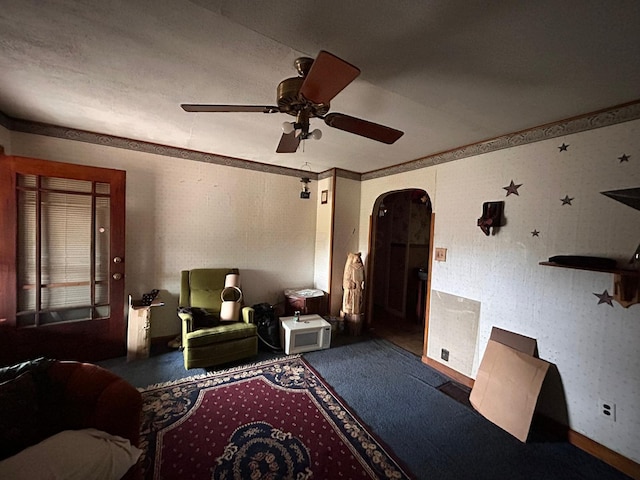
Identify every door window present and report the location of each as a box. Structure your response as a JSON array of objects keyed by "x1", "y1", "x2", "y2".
[{"x1": 16, "y1": 174, "x2": 112, "y2": 327}]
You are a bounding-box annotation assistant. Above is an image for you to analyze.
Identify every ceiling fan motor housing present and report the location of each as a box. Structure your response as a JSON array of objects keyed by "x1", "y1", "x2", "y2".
[{"x1": 277, "y1": 76, "x2": 329, "y2": 117}]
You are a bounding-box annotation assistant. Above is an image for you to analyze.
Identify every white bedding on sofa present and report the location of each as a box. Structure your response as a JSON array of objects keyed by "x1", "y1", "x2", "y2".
[{"x1": 0, "y1": 428, "x2": 141, "y2": 480}]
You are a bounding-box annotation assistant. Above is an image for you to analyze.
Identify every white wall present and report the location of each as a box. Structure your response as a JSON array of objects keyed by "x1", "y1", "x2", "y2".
[
  {"x1": 359, "y1": 119, "x2": 640, "y2": 463},
  {"x1": 313, "y1": 173, "x2": 362, "y2": 316},
  {"x1": 7, "y1": 132, "x2": 318, "y2": 338},
  {"x1": 331, "y1": 176, "x2": 362, "y2": 316},
  {"x1": 313, "y1": 175, "x2": 333, "y2": 293}
]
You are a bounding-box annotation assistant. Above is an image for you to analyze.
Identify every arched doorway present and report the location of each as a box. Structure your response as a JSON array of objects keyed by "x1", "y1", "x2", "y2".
[{"x1": 366, "y1": 189, "x2": 432, "y2": 356}]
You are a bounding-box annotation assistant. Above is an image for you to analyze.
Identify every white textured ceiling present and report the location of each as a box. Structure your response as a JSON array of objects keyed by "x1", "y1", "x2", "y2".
[{"x1": 1, "y1": 0, "x2": 639, "y2": 173}]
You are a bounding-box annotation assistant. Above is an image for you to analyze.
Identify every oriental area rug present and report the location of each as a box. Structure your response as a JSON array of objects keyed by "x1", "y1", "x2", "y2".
[{"x1": 139, "y1": 355, "x2": 412, "y2": 480}]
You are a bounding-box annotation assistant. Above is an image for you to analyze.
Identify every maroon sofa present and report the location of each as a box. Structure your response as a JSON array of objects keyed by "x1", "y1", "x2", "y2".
[{"x1": 0, "y1": 358, "x2": 142, "y2": 480}]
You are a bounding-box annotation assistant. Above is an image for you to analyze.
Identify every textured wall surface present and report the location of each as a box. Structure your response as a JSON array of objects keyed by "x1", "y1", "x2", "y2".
[
  {"x1": 360, "y1": 118, "x2": 640, "y2": 463},
  {"x1": 313, "y1": 176, "x2": 333, "y2": 294},
  {"x1": 331, "y1": 176, "x2": 362, "y2": 316},
  {"x1": 7, "y1": 132, "x2": 318, "y2": 338}
]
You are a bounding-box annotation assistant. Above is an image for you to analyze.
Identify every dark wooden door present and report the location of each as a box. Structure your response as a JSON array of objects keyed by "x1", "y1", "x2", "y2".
[{"x1": 0, "y1": 154, "x2": 126, "y2": 363}]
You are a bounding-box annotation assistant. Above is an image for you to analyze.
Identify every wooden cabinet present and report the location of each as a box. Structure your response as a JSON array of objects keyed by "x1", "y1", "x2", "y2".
[{"x1": 284, "y1": 291, "x2": 328, "y2": 316}]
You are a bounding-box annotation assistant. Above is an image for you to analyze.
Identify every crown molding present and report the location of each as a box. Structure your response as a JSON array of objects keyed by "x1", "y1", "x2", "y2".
[
  {"x1": 2, "y1": 99, "x2": 639, "y2": 182},
  {"x1": 0, "y1": 110, "x2": 14, "y2": 130},
  {"x1": 316, "y1": 168, "x2": 361, "y2": 181},
  {"x1": 361, "y1": 100, "x2": 640, "y2": 180},
  {"x1": 5, "y1": 116, "x2": 317, "y2": 180}
]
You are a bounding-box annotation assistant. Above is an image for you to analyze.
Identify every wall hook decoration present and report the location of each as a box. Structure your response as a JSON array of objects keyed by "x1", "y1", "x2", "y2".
[{"x1": 477, "y1": 201, "x2": 504, "y2": 236}]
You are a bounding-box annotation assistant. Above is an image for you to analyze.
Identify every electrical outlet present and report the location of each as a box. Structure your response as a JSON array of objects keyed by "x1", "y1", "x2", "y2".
[
  {"x1": 435, "y1": 248, "x2": 447, "y2": 262},
  {"x1": 599, "y1": 399, "x2": 616, "y2": 421},
  {"x1": 441, "y1": 348, "x2": 449, "y2": 361}
]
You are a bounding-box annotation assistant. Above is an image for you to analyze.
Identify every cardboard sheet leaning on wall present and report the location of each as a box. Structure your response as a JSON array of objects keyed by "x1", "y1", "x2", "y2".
[{"x1": 469, "y1": 327, "x2": 550, "y2": 442}]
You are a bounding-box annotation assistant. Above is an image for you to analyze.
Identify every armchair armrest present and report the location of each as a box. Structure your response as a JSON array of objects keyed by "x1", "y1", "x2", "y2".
[{"x1": 178, "y1": 311, "x2": 194, "y2": 333}]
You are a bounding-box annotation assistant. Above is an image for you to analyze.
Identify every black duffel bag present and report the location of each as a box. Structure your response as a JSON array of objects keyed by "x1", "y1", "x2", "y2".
[{"x1": 252, "y1": 303, "x2": 282, "y2": 352}]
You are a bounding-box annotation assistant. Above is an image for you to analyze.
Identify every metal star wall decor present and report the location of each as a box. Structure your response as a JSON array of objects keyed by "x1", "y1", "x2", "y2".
[
  {"x1": 594, "y1": 290, "x2": 614, "y2": 307},
  {"x1": 531, "y1": 229, "x2": 540, "y2": 237},
  {"x1": 561, "y1": 195, "x2": 574, "y2": 205},
  {"x1": 503, "y1": 180, "x2": 522, "y2": 196},
  {"x1": 618, "y1": 154, "x2": 630, "y2": 163},
  {"x1": 558, "y1": 143, "x2": 569, "y2": 152}
]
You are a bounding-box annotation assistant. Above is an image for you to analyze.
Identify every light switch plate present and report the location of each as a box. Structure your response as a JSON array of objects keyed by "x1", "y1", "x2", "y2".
[{"x1": 435, "y1": 247, "x2": 447, "y2": 262}]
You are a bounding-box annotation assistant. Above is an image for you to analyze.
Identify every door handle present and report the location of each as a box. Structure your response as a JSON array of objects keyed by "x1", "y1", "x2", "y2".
[
  {"x1": 113, "y1": 256, "x2": 123, "y2": 263},
  {"x1": 112, "y1": 273, "x2": 123, "y2": 280}
]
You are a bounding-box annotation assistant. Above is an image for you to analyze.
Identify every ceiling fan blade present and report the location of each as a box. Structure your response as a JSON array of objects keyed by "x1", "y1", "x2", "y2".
[
  {"x1": 181, "y1": 104, "x2": 280, "y2": 113},
  {"x1": 324, "y1": 113, "x2": 404, "y2": 144},
  {"x1": 276, "y1": 132, "x2": 301, "y2": 153},
  {"x1": 299, "y1": 51, "x2": 360, "y2": 105}
]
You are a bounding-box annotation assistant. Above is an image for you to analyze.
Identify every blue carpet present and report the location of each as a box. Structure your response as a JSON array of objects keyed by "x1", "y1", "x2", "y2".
[
  {"x1": 305, "y1": 339, "x2": 631, "y2": 480},
  {"x1": 101, "y1": 336, "x2": 632, "y2": 480},
  {"x1": 98, "y1": 345, "x2": 283, "y2": 388}
]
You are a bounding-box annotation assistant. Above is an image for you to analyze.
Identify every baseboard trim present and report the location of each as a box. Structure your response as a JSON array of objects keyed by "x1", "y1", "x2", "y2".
[
  {"x1": 567, "y1": 429, "x2": 640, "y2": 479},
  {"x1": 422, "y1": 355, "x2": 639, "y2": 479}
]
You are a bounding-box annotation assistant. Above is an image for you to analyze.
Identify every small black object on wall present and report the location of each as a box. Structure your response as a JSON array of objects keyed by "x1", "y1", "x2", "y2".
[{"x1": 477, "y1": 201, "x2": 505, "y2": 236}]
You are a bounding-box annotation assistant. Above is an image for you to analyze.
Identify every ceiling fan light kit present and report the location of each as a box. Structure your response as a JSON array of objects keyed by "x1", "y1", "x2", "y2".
[
  {"x1": 181, "y1": 50, "x2": 404, "y2": 154},
  {"x1": 281, "y1": 122, "x2": 295, "y2": 135},
  {"x1": 298, "y1": 162, "x2": 312, "y2": 199},
  {"x1": 300, "y1": 177, "x2": 311, "y2": 199}
]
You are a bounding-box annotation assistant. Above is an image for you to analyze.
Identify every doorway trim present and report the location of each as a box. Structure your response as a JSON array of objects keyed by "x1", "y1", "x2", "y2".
[
  {"x1": 365, "y1": 189, "x2": 432, "y2": 356},
  {"x1": 421, "y1": 212, "x2": 435, "y2": 361}
]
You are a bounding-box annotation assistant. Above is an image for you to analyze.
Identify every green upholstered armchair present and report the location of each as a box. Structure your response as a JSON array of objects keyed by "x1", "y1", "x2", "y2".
[{"x1": 178, "y1": 268, "x2": 258, "y2": 369}]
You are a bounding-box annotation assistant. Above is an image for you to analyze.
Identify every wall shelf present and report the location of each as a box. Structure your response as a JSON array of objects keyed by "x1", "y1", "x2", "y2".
[
  {"x1": 539, "y1": 262, "x2": 640, "y2": 308},
  {"x1": 539, "y1": 261, "x2": 640, "y2": 276}
]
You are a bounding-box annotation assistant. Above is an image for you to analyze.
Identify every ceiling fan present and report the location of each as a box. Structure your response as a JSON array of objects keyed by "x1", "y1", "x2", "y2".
[{"x1": 181, "y1": 50, "x2": 404, "y2": 153}]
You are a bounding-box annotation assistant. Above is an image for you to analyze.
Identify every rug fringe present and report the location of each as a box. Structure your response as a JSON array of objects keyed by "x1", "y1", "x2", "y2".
[{"x1": 138, "y1": 354, "x2": 301, "y2": 392}]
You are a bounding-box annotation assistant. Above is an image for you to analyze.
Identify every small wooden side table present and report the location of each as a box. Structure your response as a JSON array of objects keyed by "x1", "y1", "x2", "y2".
[
  {"x1": 127, "y1": 295, "x2": 164, "y2": 361},
  {"x1": 284, "y1": 290, "x2": 328, "y2": 316}
]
